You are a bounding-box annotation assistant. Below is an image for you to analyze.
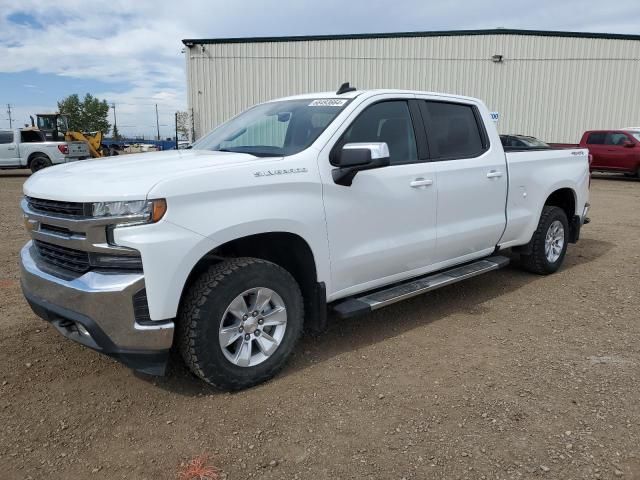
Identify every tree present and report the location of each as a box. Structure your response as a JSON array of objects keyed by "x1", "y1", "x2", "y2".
[
  {"x1": 112, "y1": 124, "x2": 121, "y2": 140},
  {"x1": 57, "y1": 93, "x2": 111, "y2": 134},
  {"x1": 176, "y1": 111, "x2": 190, "y2": 140}
]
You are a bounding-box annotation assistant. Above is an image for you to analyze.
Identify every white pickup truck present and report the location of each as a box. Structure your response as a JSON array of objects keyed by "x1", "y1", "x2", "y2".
[
  {"x1": 0, "y1": 128, "x2": 89, "y2": 173},
  {"x1": 20, "y1": 87, "x2": 590, "y2": 390}
]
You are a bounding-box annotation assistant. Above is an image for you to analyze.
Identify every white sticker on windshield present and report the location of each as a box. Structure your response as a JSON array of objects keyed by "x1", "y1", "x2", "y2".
[{"x1": 308, "y1": 99, "x2": 348, "y2": 107}]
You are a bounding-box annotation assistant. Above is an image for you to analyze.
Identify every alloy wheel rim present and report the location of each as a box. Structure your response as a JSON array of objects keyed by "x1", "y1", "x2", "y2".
[
  {"x1": 545, "y1": 220, "x2": 565, "y2": 263},
  {"x1": 218, "y1": 287, "x2": 287, "y2": 367}
]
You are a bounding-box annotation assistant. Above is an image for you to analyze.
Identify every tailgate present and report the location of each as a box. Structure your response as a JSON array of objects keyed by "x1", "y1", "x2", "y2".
[{"x1": 67, "y1": 141, "x2": 89, "y2": 158}]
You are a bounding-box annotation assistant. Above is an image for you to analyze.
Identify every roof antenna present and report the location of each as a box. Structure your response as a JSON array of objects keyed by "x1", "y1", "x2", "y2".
[{"x1": 336, "y1": 82, "x2": 356, "y2": 95}]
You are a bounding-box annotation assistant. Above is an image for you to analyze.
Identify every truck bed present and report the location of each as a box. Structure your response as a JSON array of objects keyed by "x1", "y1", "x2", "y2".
[{"x1": 499, "y1": 147, "x2": 590, "y2": 249}]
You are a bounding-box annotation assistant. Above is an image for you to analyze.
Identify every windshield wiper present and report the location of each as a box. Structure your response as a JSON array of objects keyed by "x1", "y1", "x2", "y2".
[
  {"x1": 216, "y1": 148, "x2": 257, "y2": 157},
  {"x1": 215, "y1": 148, "x2": 282, "y2": 158}
]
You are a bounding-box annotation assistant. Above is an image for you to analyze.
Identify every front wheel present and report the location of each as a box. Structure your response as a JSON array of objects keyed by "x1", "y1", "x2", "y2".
[
  {"x1": 178, "y1": 258, "x2": 303, "y2": 390},
  {"x1": 520, "y1": 206, "x2": 569, "y2": 275}
]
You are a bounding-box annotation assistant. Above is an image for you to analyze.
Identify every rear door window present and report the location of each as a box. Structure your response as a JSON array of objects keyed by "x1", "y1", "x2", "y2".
[
  {"x1": 0, "y1": 131, "x2": 14, "y2": 144},
  {"x1": 419, "y1": 101, "x2": 487, "y2": 160},
  {"x1": 586, "y1": 132, "x2": 606, "y2": 144},
  {"x1": 21, "y1": 130, "x2": 45, "y2": 143}
]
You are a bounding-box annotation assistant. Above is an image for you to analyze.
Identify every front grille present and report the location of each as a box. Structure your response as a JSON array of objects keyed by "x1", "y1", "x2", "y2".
[
  {"x1": 34, "y1": 240, "x2": 90, "y2": 274},
  {"x1": 133, "y1": 289, "x2": 151, "y2": 323},
  {"x1": 27, "y1": 197, "x2": 87, "y2": 217}
]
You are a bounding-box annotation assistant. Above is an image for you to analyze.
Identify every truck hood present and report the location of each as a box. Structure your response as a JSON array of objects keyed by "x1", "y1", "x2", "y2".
[{"x1": 23, "y1": 149, "x2": 264, "y2": 202}]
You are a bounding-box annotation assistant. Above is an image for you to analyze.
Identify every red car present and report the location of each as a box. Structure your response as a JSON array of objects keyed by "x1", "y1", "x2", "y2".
[{"x1": 580, "y1": 130, "x2": 640, "y2": 177}]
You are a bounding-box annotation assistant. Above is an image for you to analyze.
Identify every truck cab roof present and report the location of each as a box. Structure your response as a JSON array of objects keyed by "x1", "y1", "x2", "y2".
[{"x1": 272, "y1": 88, "x2": 482, "y2": 104}]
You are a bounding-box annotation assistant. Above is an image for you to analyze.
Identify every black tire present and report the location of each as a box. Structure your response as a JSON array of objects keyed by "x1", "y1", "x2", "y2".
[
  {"x1": 178, "y1": 257, "x2": 304, "y2": 390},
  {"x1": 520, "y1": 206, "x2": 569, "y2": 275},
  {"x1": 30, "y1": 155, "x2": 52, "y2": 173}
]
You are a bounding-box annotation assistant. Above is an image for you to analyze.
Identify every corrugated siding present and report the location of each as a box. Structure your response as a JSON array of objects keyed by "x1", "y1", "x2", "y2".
[{"x1": 186, "y1": 34, "x2": 640, "y2": 142}]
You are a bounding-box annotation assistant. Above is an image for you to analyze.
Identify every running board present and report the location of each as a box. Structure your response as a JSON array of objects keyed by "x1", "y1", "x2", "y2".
[{"x1": 332, "y1": 255, "x2": 510, "y2": 319}]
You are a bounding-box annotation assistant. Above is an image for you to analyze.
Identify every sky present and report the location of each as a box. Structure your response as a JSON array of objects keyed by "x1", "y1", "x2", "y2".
[{"x1": 1, "y1": 0, "x2": 639, "y2": 138}]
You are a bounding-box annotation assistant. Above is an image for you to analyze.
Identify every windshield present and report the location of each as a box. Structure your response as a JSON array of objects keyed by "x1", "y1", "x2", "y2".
[
  {"x1": 191, "y1": 98, "x2": 349, "y2": 157},
  {"x1": 627, "y1": 131, "x2": 640, "y2": 142},
  {"x1": 36, "y1": 116, "x2": 56, "y2": 130},
  {"x1": 518, "y1": 136, "x2": 549, "y2": 148}
]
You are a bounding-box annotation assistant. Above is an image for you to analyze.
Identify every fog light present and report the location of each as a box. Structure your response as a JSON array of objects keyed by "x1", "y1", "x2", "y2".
[
  {"x1": 90, "y1": 253, "x2": 143, "y2": 270},
  {"x1": 76, "y1": 323, "x2": 91, "y2": 338}
]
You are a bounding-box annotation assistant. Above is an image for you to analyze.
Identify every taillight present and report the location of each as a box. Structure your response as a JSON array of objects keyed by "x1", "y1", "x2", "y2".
[
  {"x1": 588, "y1": 153, "x2": 593, "y2": 188},
  {"x1": 57, "y1": 144, "x2": 69, "y2": 154}
]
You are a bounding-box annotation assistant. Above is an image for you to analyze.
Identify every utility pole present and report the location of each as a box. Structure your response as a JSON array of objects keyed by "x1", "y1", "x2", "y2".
[
  {"x1": 111, "y1": 103, "x2": 118, "y2": 139},
  {"x1": 6, "y1": 104, "x2": 13, "y2": 128},
  {"x1": 175, "y1": 112, "x2": 179, "y2": 150},
  {"x1": 190, "y1": 108, "x2": 195, "y2": 142},
  {"x1": 155, "y1": 104, "x2": 160, "y2": 141}
]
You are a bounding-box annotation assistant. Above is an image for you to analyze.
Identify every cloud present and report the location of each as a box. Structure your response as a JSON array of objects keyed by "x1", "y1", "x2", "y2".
[{"x1": 1, "y1": 0, "x2": 640, "y2": 136}]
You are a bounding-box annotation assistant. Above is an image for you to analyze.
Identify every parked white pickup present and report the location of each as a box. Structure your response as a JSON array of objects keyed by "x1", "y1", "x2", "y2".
[
  {"x1": 20, "y1": 87, "x2": 590, "y2": 390},
  {"x1": 0, "y1": 128, "x2": 89, "y2": 173}
]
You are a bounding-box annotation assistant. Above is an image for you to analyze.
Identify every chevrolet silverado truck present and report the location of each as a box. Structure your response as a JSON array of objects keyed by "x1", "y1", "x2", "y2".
[
  {"x1": 0, "y1": 128, "x2": 90, "y2": 173},
  {"x1": 20, "y1": 86, "x2": 590, "y2": 390}
]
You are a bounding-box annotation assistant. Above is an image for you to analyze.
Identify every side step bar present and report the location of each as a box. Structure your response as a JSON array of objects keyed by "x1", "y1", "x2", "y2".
[{"x1": 332, "y1": 255, "x2": 510, "y2": 319}]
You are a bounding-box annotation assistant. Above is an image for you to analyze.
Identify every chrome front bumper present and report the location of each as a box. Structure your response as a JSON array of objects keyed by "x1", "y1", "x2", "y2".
[{"x1": 20, "y1": 242, "x2": 174, "y2": 375}]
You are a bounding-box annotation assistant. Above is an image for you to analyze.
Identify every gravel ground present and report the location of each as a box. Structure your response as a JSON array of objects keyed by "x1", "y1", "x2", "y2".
[{"x1": 0, "y1": 170, "x2": 639, "y2": 480}]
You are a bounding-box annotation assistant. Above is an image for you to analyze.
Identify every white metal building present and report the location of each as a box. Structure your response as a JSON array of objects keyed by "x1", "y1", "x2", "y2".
[{"x1": 183, "y1": 29, "x2": 640, "y2": 143}]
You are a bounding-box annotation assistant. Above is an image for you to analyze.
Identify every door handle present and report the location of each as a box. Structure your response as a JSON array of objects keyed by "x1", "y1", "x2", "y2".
[
  {"x1": 486, "y1": 170, "x2": 503, "y2": 178},
  {"x1": 7, "y1": 147, "x2": 15, "y2": 151},
  {"x1": 410, "y1": 178, "x2": 433, "y2": 188}
]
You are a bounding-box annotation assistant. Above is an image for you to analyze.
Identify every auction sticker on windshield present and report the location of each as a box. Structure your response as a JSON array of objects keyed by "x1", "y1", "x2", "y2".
[{"x1": 309, "y1": 99, "x2": 348, "y2": 107}]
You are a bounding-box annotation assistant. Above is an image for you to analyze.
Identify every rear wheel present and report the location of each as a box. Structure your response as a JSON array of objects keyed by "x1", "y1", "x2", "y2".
[
  {"x1": 520, "y1": 206, "x2": 569, "y2": 275},
  {"x1": 30, "y1": 155, "x2": 52, "y2": 173},
  {"x1": 178, "y1": 257, "x2": 303, "y2": 390}
]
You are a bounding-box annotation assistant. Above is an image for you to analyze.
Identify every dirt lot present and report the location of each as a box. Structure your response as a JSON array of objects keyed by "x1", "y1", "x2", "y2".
[{"x1": 0, "y1": 170, "x2": 639, "y2": 480}]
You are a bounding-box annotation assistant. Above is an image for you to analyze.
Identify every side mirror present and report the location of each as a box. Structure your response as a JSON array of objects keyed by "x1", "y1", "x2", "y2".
[
  {"x1": 332, "y1": 142, "x2": 390, "y2": 186},
  {"x1": 623, "y1": 141, "x2": 635, "y2": 148}
]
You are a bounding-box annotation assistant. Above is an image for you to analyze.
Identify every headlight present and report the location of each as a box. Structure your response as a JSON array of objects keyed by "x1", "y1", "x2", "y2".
[
  {"x1": 92, "y1": 199, "x2": 167, "y2": 224},
  {"x1": 92, "y1": 200, "x2": 147, "y2": 217}
]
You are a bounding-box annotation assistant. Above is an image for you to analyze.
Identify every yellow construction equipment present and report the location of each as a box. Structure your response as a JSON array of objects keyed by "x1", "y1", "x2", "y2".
[{"x1": 34, "y1": 113, "x2": 107, "y2": 158}]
